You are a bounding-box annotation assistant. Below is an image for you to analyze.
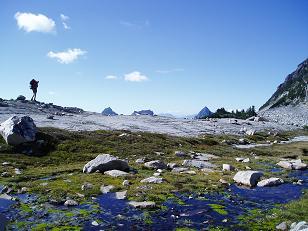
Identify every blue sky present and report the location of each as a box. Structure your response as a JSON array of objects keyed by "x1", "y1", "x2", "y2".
[{"x1": 0, "y1": 0, "x2": 307, "y2": 115}]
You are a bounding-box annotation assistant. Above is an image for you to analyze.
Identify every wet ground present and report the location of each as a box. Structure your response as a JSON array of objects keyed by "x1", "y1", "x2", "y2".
[{"x1": 1, "y1": 170, "x2": 306, "y2": 230}]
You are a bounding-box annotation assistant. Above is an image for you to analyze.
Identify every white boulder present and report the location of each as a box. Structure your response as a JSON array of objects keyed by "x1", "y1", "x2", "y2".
[
  {"x1": 83, "y1": 154, "x2": 129, "y2": 173},
  {"x1": 233, "y1": 171, "x2": 263, "y2": 187},
  {"x1": 257, "y1": 177, "x2": 284, "y2": 187},
  {"x1": 0, "y1": 116, "x2": 37, "y2": 146}
]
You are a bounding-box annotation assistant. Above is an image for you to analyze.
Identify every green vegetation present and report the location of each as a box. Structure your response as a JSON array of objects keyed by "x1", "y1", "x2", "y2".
[
  {"x1": 206, "y1": 106, "x2": 257, "y2": 119},
  {"x1": 0, "y1": 127, "x2": 308, "y2": 230}
]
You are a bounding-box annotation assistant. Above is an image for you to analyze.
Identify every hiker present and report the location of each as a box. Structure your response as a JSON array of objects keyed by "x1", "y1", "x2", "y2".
[{"x1": 30, "y1": 79, "x2": 39, "y2": 101}]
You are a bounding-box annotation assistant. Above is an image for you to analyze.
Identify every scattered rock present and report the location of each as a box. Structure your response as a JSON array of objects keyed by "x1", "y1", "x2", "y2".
[
  {"x1": 175, "y1": 151, "x2": 188, "y2": 158},
  {"x1": 201, "y1": 168, "x2": 216, "y2": 173},
  {"x1": 153, "y1": 172, "x2": 160, "y2": 177},
  {"x1": 122, "y1": 180, "x2": 130, "y2": 186},
  {"x1": 81, "y1": 182, "x2": 93, "y2": 191},
  {"x1": 2, "y1": 162, "x2": 10, "y2": 166},
  {"x1": 140, "y1": 176, "x2": 163, "y2": 184},
  {"x1": 91, "y1": 221, "x2": 99, "y2": 226},
  {"x1": 135, "y1": 158, "x2": 145, "y2": 164},
  {"x1": 219, "y1": 179, "x2": 229, "y2": 185},
  {"x1": 115, "y1": 190, "x2": 127, "y2": 200},
  {"x1": 144, "y1": 160, "x2": 167, "y2": 170},
  {"x1": 277, "y1": 159, "x2": 307, "y2": 170},
  {"x1": 1, "y1": 172, "x2": 11, "y2": 177},
  {"x1": 0, "y1": 116, "x2": 37, "y2": 146},
  {"x1": 242, "y1": 158, "x2": 250, "y2": 163},
  {"x1": 14, "y1": 168, "x2": 22, "y2": 175},
  {"x1": 40, "y1": 182, "x2": 48, "y2": 186},
  {"x1": 181, "y1": 170, "x2": 196, "y2": 175},
  {"x1": 276, "y1": 221, "x2": 288, "y2": 230},
  {"x1": 238, "y1": 138, "x2": 249, "y2": 145},
  {"x1": 167, "y1": 163, "x2": 178, "y2": 169},
  {"x1": 100, "y1": 185, "x2": 115, "y2": 194},
  {"x1": 172, "y1": 167, "x2": 189, "y2": 173},
  {"x1": 47, "y1": 115, "x2": 54, "y2": 120},
  {"x1": 222, "y1": 164, "x2": 234, "y2": 171},
  {"x1": 83, "y1": 154, "x2": 129, "y2": 173},
  {"x1": 235, "y1": 157, "x2": 245, "y2": 162},
  {"x1": 192, "y1": 153, "x2": 219, "y2": 161},
  {"x1": 0, "y1": 193, "x2": 14, "y2": 200},
  {"x1": 16, "y1": 95, "x2": 26, "y2": 101},
  {"x1": 290, "y1": 221, "x2": 308, "y2": 231},
  {"x1": 104, "y1": 170, "x2": 129, "y2": 177},
  {"x1": 257, "y1": 177, "x2": 284, "y2": 187},
  {"x1": 64, "y1": 199, "x2": 78, "y2": 206},
  {"x1": 246, "y1": 129, "x2": 255, "y2": 136},
  {"x1": 128, "y1": 201, "x2": 156, "y2": 209},
  {"x1": 233, "y1": 171, "x2": 263, "y2": 187},
  {"x1": 182, "y1": 160, "x2": 216, "y2": 169}
]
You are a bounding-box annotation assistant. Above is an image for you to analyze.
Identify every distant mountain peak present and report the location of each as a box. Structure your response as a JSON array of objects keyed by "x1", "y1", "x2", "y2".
[
  {"x1": 195, "y1": 106, "x2": 212, "y2": 119},
  {"x1": 132, "y1": 110, "x2": 154, "y2": 116},
  {"x1": 102, "y1": 107, "x2": 118, "y2": 116},
  {"x1": 260, "y1": 58, "x2": 308, "y2": 110}
]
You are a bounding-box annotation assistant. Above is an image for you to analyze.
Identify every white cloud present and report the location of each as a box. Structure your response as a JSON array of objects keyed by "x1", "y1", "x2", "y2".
[
  {"x1": 14, "y1": 12, "x2": 56, "y2": 33},
  {"x1": 60, "y1": 14, "x2": 70, "y2": 30},
  {"x1": 60, "y1": 14, "x2": 69, "y2": 21},
  {"x1": 105, "y1": 75, "x2": 118, "y2": 80},
  {"x1": 156, "y1": 68, "x2": 184, "y2": 74},
  {"x1": 47, "y1": 48, "x2": 86, "y2": 64},
  {"x1": 124, "y1": 71, "x2": 148, "y2": 82}
]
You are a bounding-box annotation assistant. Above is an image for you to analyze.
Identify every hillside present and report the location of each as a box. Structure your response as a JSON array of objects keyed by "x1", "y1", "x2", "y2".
[{"x1": 260, "y1": 58, "x2": 308, "y2": 110}]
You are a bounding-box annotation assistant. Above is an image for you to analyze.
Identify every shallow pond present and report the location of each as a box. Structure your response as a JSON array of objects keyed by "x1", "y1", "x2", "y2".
[{"x1": 0, "y1": 170, "x2": 307, "y2": 230}]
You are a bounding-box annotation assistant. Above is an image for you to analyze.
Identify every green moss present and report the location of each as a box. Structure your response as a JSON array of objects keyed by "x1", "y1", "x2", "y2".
[
  {"x1": 20, "y1": 203, "x2": 33, "y2": 214},
  {"x1": 31, "y1": 223, "x2": 49, "y2": 231},
  {"x1": 208, "y1": 204, "x2": 228, "y2": 215},
  {"x1": 51, "y1": 226, "x2": 81, "y2": 231}
]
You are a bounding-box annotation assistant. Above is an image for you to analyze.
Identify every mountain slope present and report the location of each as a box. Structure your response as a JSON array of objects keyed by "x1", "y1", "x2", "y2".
[
  {"x1": 195, "y1": 106, "x2": 212, "y2": 119},
  {"x1": 260, "y1": 58, "x2": 308, "y2": 110}
]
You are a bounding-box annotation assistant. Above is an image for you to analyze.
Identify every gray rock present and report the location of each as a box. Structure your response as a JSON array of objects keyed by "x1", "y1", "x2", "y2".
[
  {"x1": 246, "y1": 129, "x2": 255, "y2": 136},
  {"x1": 144, "y1": 160, "x2": 167, "y2": 170},
  {"x1": 0, "y1": 193, "x2": 13, "y2": 200},
  {"x1": 122, "y1": 180, "x2": 130, "y2": 186},
  {"x1": 290, "y1": 221, "x2": 308, "y2": 231},
  {"x1": 104, "y1": 170, "x2": 129, "y2": 177},
  {"x1": 115, "y1": 190, "x2": 127, "y2": 200},
  {"x1": 182, "y1": 160, "x2": 216, "y2": 169},
  {"x1": 14, "y1": 168, "x2": 22, "y2": 175},
  {"x1": 81, "y1": 182, "x2": 93, "y2": 191},
  {"x1": 222, "y1": 164, "x2": 234, "y2": 171},
  {"x1": 276, "y1": 221, "x2": 287, "y2": 230},
  {"x1": 153, "y1": 172, "x2": 160, "y2": 177},
  {"x1": 277, "y1": 159, "x2": 307, "y2": 170},
  {"x1": 0, "y1": 116, "x2": 37, "y2": 146},
  {"x1": 83, "y1": 154, "x2": 129, "y2": 173},
  {"x1": 128, "y1": 201, "x2": 156, "y2": 209},
  {"x1": 167, "y1": 163, "x2": 178, "y2": 169},
  {"x1": 91, "y1": 221, "x2": 99, "y2": 226},
  {"x1": 172, "y1": 167, "x2": 189, "y2": 173},
  {"x1": 140, "y1": 176, "x2": 163, "y2": 184},
  {"x1": 193, "y1": 153, "x2": 219, "y2": 161},
  {"x1": 238, "y1": 138, "x2": 249, "y2": 145},
  {"x1": 181, "y1": 170, "x2": 196, "y2": 174},
  {"x1": 16, "y1": 95, "x2": 26, "y2": 101},
  {"x1": 175, "y1": 151, "x2": 188, "y2": 158},
  {"x1": 135, "y1": 158, "x2": 145, "y2": 164},
  {"x1": 235, "y1": 157, "x2": 245, "y2": 162},
  {"x1": 242, "y1": 158, "x2": 250, "y2": 163},
  {"x1": 1, "y1": 172, "x2": 10, "y2": 177},
  {"x1": 64, "y1": 199, "x2": 78, "y2": 206},
  {"x1": 257, "y1": 177, "x2": 284, "y2": 187},
  {"x1": 100, "y1": 185, "x2": 115, "y2": 194},
  {"x1": 233, "y1": 171, "x2": 263, "y2": 187},
  {"x1": 47, "y1": 115, "x2": 54, "y2": 120}
]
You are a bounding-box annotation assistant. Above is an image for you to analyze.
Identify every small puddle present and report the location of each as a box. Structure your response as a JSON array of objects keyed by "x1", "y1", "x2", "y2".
[{"x1": 234, "y1": 135, "x2": 308, "y2": 149}]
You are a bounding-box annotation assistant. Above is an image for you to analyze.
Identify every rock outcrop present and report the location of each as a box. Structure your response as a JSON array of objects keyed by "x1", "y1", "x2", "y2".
[
  {"x1": 233, "y1": 171, "x2": 263, "y2": 187},
  {"x1": 132, "y1": 110, "x2": 154, "y2": 116},
  {"x1": 83, "y1": 154, "x2": 129, "y2": 173},
  {"x1": 0, "y1": 116, "x2": 37, "y2": 146},
  {"x1": 102, "y1": 107, "x2": 118, "y2": 116},
  {"x1": 195, "y1": 106, "x2": 212, "y2": 119},
  {"x1": 257, "y1": 177, "x2": 284, "y2": 187}
]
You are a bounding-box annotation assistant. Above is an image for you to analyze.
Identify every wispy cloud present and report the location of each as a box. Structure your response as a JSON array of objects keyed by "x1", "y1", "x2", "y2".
[
  {"x1": 14, "y1": 12, "x2": 56, "y2": 33},
  {"x1": 124, "y1": 71, "x2": 148, "y2": 82},
  {"x1": 156, "y1": 68, "x2": 184, "y2": 74},
  {"x1": 60, "y1": 14, "x2": 70, "y2": 30},
  {"x1": 105, "y1": 75, "x2": 118, "y2": 80},
  {"x1": 47, "y1": 48, "x2": 86, "y2": 64},
  {"x1": 120, "y1": 20, "x2": 150, "y2": 29}
]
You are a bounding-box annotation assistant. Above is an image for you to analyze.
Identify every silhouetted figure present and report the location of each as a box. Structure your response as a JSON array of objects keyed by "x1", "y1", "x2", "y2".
[{"x1": 30, "y1": 79, "x2": 39, "y2": 101}]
